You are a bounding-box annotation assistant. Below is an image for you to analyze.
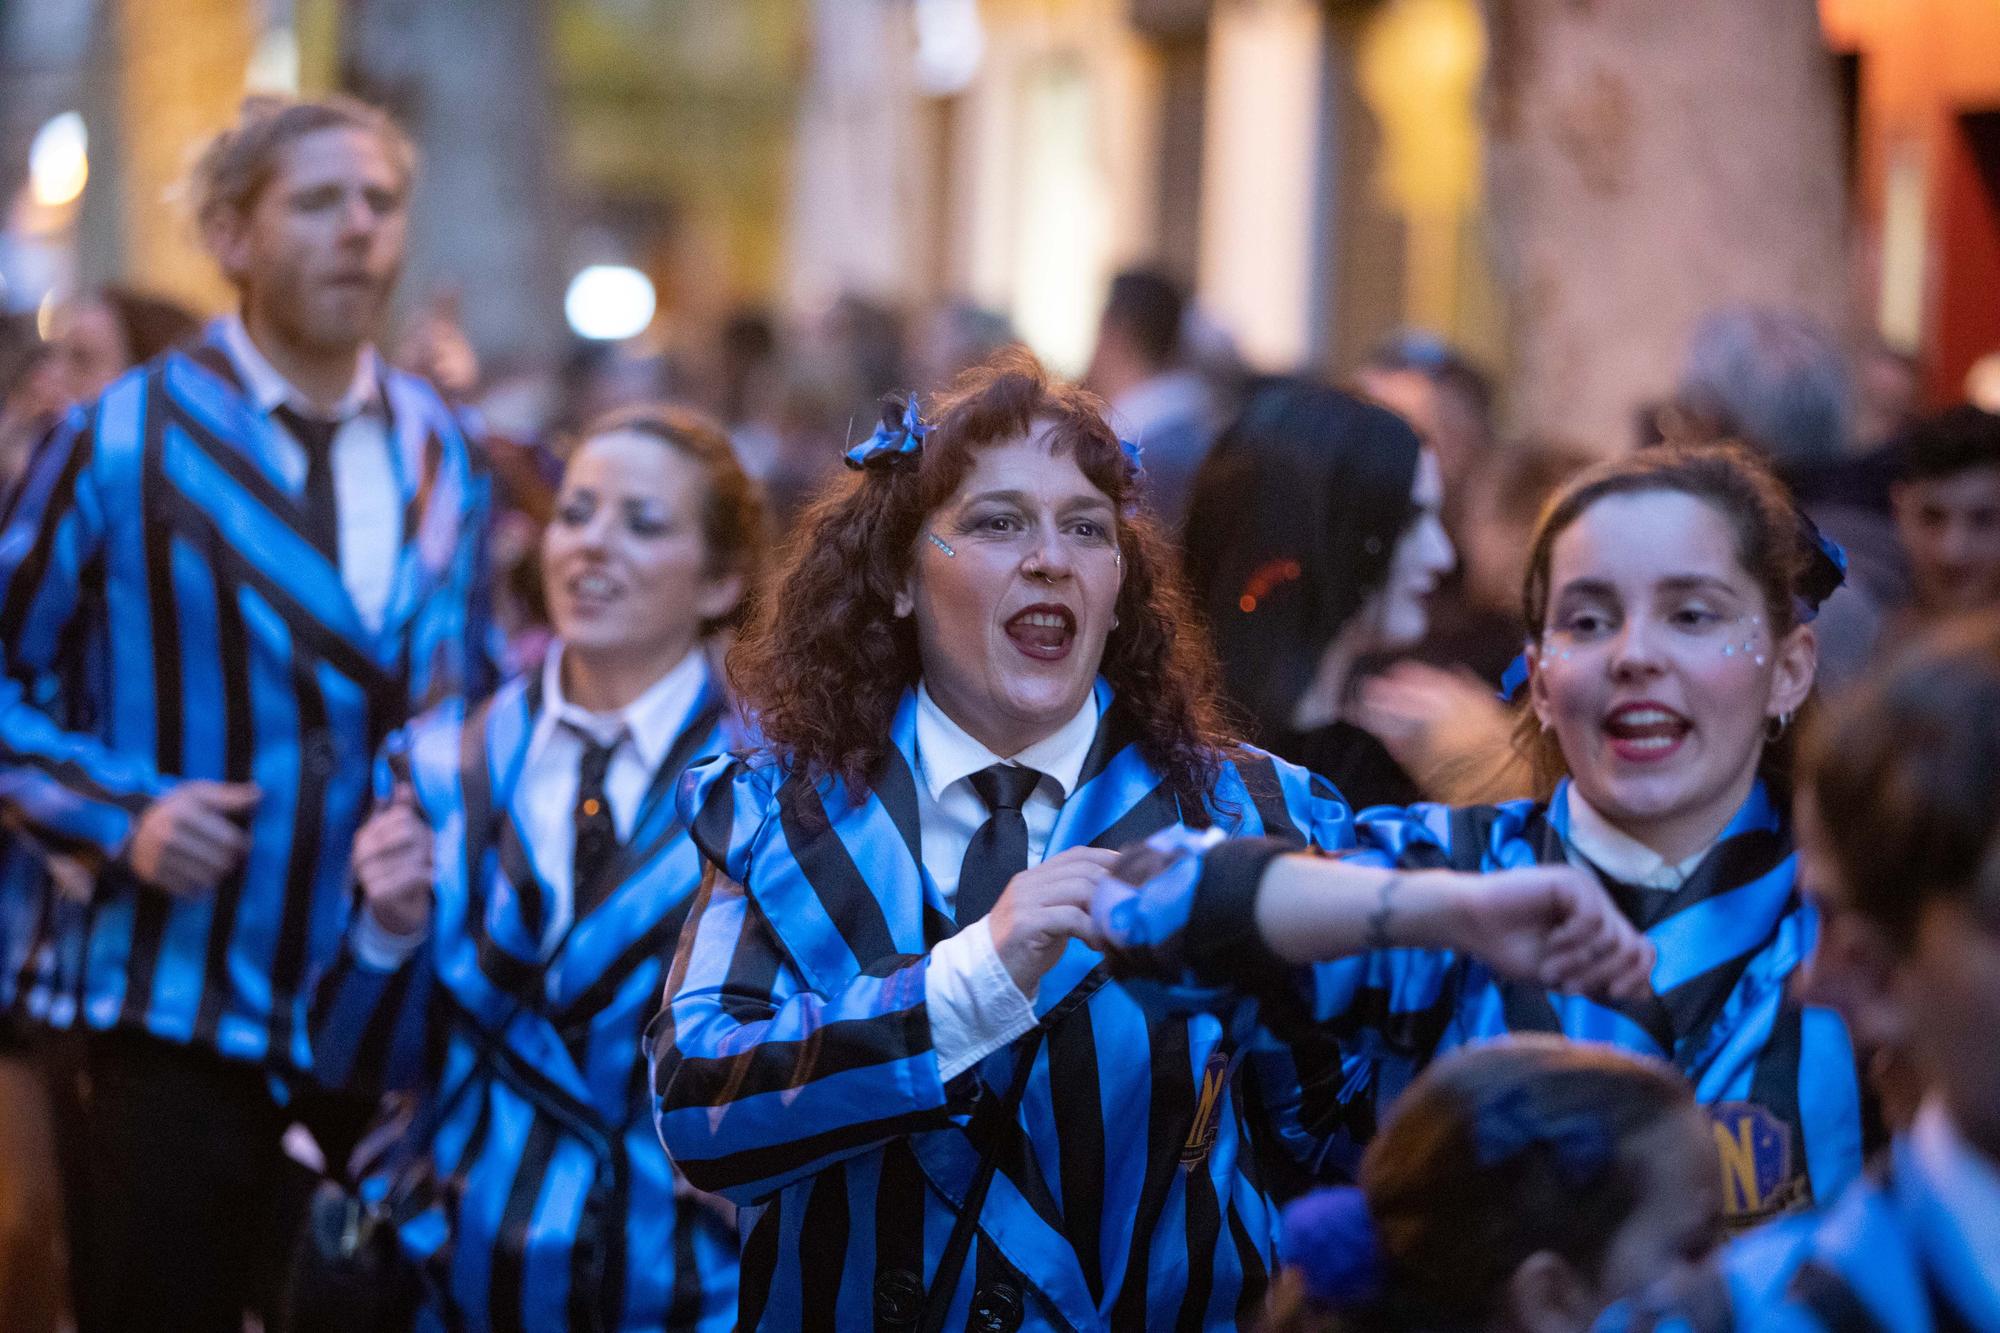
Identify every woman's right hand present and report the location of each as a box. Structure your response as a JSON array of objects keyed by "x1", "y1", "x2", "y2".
[
  {"x1": 987, "y1": 846, "x2": 1120, "y2": 996},
  {"x1": 1438, "y1": 865, "x2": 1655, "y2": 1000},
  {"x1": 351, "y1": 784, "x2": 434, "y2": 938}
]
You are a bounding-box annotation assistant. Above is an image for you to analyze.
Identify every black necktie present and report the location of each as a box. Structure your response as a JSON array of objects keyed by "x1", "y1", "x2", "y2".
[
  {"x1": 272, "y1": 404, "x2": 342, "y2": 562},
  {"x1": 955, "y1": 763, "x2": 1043, "y2": 926},
  {"x1": 571, "y1": 730, "x2": 623, "y2": 917}
]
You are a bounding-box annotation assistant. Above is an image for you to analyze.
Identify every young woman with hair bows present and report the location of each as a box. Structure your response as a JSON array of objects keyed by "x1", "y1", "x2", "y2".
[
  {"x1": 648, "y1": 349, "x2": 1650, "y2": 1332},
  {"x1": 1098, "y1": 444, "x2": 1866, "y2": 1229},
  {"x1": 308, "y1": 406, "x2": 761, "y2": 1331}
]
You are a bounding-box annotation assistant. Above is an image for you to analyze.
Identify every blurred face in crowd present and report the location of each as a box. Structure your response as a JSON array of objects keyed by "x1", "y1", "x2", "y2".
[
  {"x1": 544, "y1": 429, "x2": 742, "y2": 693},
  {"x1": 55, "y1": 300, "x2": 133, "y2": 405},
  {"x1": 1360, "y1": 450, "x2": 1454, "y2": 651},
  {"x1": 210, "y1": 125, "x2": 408, "y2": 359},
  {"x1": 1574, "y1": 1109, "x2": 1722, "y2": 1321},
  {"x1": 1530, "y1": 490, "x2": 1815, "y2": 863},
  {"x1": 1795, "y1": 785, "x2": 2000, "y2": 1154},
  {"x1": 1893, "y1": 467, "x2": 2000, "y2": 617},
  {"x1": 899, "y1": 432, "x2": 1123, "y2": 756}
]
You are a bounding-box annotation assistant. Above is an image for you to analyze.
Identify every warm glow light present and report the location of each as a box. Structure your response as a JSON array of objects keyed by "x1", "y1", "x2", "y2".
[
  {"x1": 915, "y1": 0, "x2": 985, "y2": 96},
  {"x1": 29, "y1": 112, "x2": 89, "y2": 208},
  {"x1": 564, "y1": 265, "x2": 656, "y2": 341}
]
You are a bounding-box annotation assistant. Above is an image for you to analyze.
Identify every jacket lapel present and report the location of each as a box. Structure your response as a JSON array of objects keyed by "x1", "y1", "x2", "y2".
[
  {"x1": 542, "y1": 670, "x2": 739, "y2": 1013},
  {"x1": 370, "y1": 375, "x2": 463, "y2": 659},
  {"x1": 164, "y1": 339, "x2": 374, "y2": 649}
]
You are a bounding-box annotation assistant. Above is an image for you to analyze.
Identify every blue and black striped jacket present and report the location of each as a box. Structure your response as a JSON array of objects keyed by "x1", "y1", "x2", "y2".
[
  {"x1": 312, "y1": 662, "x2": 742, "y2": 1332},
  {"x1": 0, "y1": 327, "x2": 490, "y2": 1072},
  {"x1": 650, "y1": 681, "x2": 1356, "y2": 1332},
  {"x1": 1306, "y1": 781, "x2": 1863, "y2": 1223}
]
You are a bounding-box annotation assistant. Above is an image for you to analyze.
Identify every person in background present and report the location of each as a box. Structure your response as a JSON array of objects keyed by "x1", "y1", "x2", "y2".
[
  {"x1": 1184, "y1": 380, "x2": 1455, "y2": 810},
  {"x1": 1110, "y1": 444, "x2": 1864, "y2": 1228},
  {"x1": 1353, "y1": 332, "x2": 1496, "y2": 541},
  {"x1": 51, "y1": 286, "x2": 202, "y2": 406},
  {"x1": 1267, "y1": 1038, "x2": 1718, "y2": 1333},
  {"x1": 1889, "y1": 404, "x2": 2000, "y2": 631},
  {"x1": 0, "y1": 314, "x2": 64, "y2": 488},
  {"x1": 0, "y1": 94, "x2": 492, "y2": 1332},
  {"x1": 1357, "y1": 438, "x2": 1596, "y2": 807},
  {"x1": 650, "y1": 349, "x2": 1644, "y2": 1330},
  {"x1": 1601, "y1": 610, "x2": 2000, "y2": 1332},
  {"x1": 1085, "y1": 266, "x2": 1219, "y2": 532},
  {"x1": 1664, "y1": 307, "x2": 1896, "y2": 689},
  {"x1": 911, "y1": 299, "x2": 1020, "y2": 397},
  {"x1": 311, "y1": 405, "x2": 758, "y2": 1330}
]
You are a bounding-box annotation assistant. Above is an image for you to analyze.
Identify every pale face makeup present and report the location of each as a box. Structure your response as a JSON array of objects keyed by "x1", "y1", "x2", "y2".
[
  {"x1": 899, "y1": 433, "x2": 1124, "y2": 757},
  {"x1": 1360, "y1": 449, "x2": 1455, "y2": 651}
]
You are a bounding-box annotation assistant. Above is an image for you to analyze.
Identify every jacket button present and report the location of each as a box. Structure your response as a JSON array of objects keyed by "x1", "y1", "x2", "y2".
[
  {"x1": 969, "y1": 1282, "x2": 1023, "y2": 1333},
  {"x1": 874, "y1": 1269, "x2": 923, "y2": 1328}
]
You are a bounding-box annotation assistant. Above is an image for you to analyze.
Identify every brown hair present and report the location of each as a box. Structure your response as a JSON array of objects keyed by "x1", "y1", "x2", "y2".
[
  {"x1": 1272, "y1": 1038, "x2": 1694, "y2": 1332},
  {"x1": 1805, "y1": 610, "x2": 2000, "y2": 951},
  {"x1": 1514, "y1": 443, "x2": 1810, "y2": 796},
  {"x1": 569, "y1": 404, "x2": 768, "y2": 636},
  {"x1": 190, "y1": 94, "x2": 416, "y2": 238},
  {"x1": 728, "y1": 346, "x2": 1230, "y2": 810}
]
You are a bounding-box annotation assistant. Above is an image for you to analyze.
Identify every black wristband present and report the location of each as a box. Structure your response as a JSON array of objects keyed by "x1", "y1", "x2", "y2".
[{"x1": 1184, "y1": 836, "x2": 1297, "y2": 986}]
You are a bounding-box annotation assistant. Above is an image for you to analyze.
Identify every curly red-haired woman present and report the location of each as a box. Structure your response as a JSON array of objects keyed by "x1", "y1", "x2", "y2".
[{"x1": 649, "y1": 349, "x2": 1640, "y2": 1331}]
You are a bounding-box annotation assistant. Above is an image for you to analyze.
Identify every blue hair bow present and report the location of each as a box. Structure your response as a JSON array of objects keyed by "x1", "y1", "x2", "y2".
[
  {"x1": 844, "y1": 396, "x2": 928, "y2": 471},
  {"x1": 1119, "y1": 436, "x2": 1144, "y2": 477},
  {"x1": 1794, "y1": 515, "x2": 1848, "y2": 625},
  {"x1": 1472, "y1": 1087, "x2": 1616, "y2": 1187}
]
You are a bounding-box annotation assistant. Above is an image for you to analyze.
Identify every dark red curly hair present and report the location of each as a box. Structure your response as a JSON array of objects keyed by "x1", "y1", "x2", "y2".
[{"x1": 729, "y1": 346, "x2": 1232, "y2": 814}]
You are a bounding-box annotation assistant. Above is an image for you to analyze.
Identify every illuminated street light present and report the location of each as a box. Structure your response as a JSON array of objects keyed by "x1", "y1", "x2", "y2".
[
  {"x1": 564, "y1": 264, "x2": 657, "y2": 341},
  {"x1": 29, "y1": 112, "x2": 89, "y2": 208}
]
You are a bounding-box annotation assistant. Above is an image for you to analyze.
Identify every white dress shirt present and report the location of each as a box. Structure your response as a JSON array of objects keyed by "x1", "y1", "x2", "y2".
[
  {"x1": 354, "y1": 644, "x2": 708, "y2": 969},
  {"x1": 916, "y1": 683, "x2": 1100, "y2": 1081},
  {"x1": 218, "y1": 315, "x2": 402, "y2": 630},
  {"x1": 1562, "y1": 784, "x2": 1712, "y2": 890}
]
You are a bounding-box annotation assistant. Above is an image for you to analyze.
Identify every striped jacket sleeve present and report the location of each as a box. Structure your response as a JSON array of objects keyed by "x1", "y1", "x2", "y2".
[
  {"x1": 308, "y1": 739, "x2": 435, "y2": 1097},
  {"x1": 648, "y1": 760, "x2": 961, "y2": 1205},
  {"x1": 0, "y1": 407, "x2": 169, "y2": 862}
]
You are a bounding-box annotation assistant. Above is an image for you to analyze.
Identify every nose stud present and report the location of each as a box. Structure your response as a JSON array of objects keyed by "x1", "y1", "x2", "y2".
[{"x1": 925, "y1": 532, "x2": 956, "y2": 558}]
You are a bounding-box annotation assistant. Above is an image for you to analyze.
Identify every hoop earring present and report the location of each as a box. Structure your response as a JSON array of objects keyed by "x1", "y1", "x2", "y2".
[{"x1": 1766, "y1": 710, "x2": 1794, "y2": 742}]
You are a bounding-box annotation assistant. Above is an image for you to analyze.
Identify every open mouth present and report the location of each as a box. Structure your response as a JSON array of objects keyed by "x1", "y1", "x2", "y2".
[
  {"x1": 1602, "y1": 702, "x2": 1691, "y2": 762},
  {"x1": 565, "y1": 569, "x2": 621, "y2": 610},
  {"x1": 1005, "y1": 603, "x2": 1076, "y2": 661}
]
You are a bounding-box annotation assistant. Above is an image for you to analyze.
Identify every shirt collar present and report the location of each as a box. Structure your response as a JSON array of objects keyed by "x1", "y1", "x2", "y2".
[
  {"x1": 218, "y1": 313, "x2": 381, "y2": 420},
  {"x1": 1562, "y1": 783, "x2": 1711, "y2": 889},
  {"x1": 914, "y1": 682, "x2": 1100, "y2": 805},
  {"x1": 534, "y1": 643, "x2": 708, "y2": 772}
]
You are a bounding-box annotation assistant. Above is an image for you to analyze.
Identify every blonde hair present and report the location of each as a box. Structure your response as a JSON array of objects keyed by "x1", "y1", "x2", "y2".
[{"x1": 189, "y1": 94, "x2": 416, "y2": 239}]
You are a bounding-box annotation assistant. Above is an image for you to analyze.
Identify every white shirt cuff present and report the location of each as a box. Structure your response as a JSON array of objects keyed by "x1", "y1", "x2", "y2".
[
  {"x1": 351, "y1": 906, "x2": 428, "y2": 971},
  {"x1": 927, "y1": 916, "x2": 1040, "y2": 1083}
]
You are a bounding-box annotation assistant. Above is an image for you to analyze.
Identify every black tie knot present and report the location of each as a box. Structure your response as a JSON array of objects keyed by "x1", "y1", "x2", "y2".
[
  {"x1": 273, "y1": 403, "x2": 342, "y2": 456},
  {"x1": 969, "y1": 763, "x2": 1041, "y2": 815}
]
